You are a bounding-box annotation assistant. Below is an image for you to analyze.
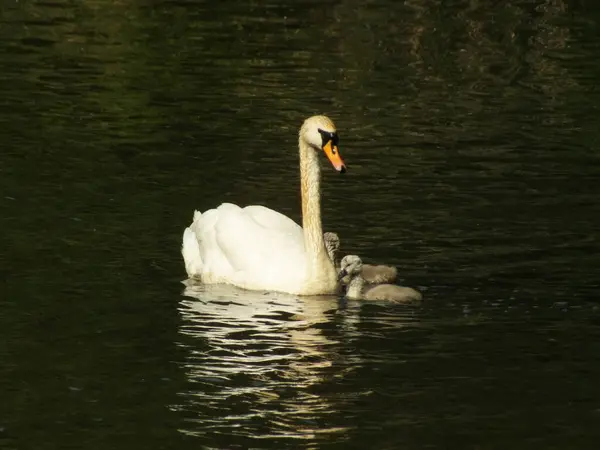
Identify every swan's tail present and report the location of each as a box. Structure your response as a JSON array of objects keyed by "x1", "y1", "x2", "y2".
[{"x1": 182, "y1": 211, "x2": 204, "y2": 278}]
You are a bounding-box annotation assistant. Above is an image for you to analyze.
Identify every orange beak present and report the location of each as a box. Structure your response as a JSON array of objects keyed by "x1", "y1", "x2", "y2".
[{"x1": 322, "y1": 140, "x2": 346, "y2": 173}]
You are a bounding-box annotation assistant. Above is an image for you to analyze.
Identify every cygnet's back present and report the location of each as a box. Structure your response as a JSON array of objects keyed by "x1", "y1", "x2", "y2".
[
  {"x1": 361, "y1": 283, "x2": 422, "y2": 302},
  {"x1": 360, "y1": 263, "x2": 398, "y2": 284}
]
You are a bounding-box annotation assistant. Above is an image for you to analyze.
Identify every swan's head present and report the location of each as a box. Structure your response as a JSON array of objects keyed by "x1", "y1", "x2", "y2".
[
  {"x1": 338, "y1": 254, "x2": 363, "y2": 283},
  {"x1": 300, "y1": 115, "x2": 346, "y2": 173}
]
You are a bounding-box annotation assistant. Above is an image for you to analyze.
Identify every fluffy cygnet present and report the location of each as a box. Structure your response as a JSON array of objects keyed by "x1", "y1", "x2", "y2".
[
  {"x1": 324, "y1": 232, "x2": 397, "y2": 284},
  {"x1": 338, "y1": 255, "x2": 422, "y2": 302}
]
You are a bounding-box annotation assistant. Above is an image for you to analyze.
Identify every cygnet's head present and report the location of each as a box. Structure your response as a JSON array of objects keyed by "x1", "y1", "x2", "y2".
[
  {"x1": 300, "y1": 115, "x2": 346, "y2": 173},
  {"x1": 324, "y1": 231, "x2": 340, "y2": 254},
  {"x1": 338, "y1": 254, "x2": 363, "y2": 283}
]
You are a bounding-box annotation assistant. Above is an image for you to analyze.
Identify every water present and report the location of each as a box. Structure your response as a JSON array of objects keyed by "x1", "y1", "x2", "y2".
[{"x1": 1, "y1": 0, "x2": 600, "y2": 448}]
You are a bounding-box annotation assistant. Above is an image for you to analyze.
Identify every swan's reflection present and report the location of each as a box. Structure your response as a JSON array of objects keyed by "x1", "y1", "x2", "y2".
[{"x1": 174, "y1": 281, "x2": 360, "y2": 441}]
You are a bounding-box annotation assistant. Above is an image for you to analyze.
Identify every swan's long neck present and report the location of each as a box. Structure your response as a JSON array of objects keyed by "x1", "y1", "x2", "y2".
[
  {"x1": 299, "y1": 139, "x2": 331, "y2": 273},
  {"x1": 345, "y1": 274, "x2": 365, "y2": 300}
]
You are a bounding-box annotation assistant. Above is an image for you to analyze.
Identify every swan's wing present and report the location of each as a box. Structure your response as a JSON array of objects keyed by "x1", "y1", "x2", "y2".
[
  {"x1": 196, "y1": 203, "x2": 307, "y2": 288},
  {"x1": 215, "y1": 204, "x2": 305, "y2": 270},
  {"x1": 243, "y1": 205, "x2": 302, "y2": 234}
]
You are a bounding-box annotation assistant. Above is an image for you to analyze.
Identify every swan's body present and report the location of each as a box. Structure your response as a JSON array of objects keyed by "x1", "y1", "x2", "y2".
[
  {"x1": 323, "y1": 232, "x2": 398, "y2": 284},
  {"x1": 339, "y1": 255, "x2": 422, "y2": 302},
  {"x1": 182, "y1": 115, "x2": 346, "y2": 295}
]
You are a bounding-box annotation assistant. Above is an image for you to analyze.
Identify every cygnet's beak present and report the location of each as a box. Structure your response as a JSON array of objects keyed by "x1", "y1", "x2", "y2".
[
  {"x1": 323, "y1": 140, "x2": 346, "y2": 173},
  {"x1": 337, "y1": 268, "x2": 348, "y2": 281}
]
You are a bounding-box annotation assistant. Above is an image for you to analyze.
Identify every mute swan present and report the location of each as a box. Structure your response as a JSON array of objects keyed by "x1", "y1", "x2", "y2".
[
  {"x1": 338, "y1": 255, "x2": 422, "y2": 302},
  {"x1": 323, "y1": 232, "x2": 398, "y2": 284},
  {"x1": 182, "y1": 115, "x2": 346, "y2": 295}
]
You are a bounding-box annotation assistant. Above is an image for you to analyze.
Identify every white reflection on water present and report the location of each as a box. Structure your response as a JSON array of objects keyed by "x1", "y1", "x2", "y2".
[{"x1": 173, "y1": 281, "x2": 361, "y2": 442}]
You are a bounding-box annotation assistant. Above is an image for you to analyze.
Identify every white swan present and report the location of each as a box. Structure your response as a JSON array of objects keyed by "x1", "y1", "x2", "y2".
[
  {"x1": 323, "y1": 232, "x2": 398, "y2": 284},
  {"x1": 182, "y1": 115, "x2": 347, "y2": 295},
  {"x1": 338, "y1": 255, "x2": 422, "y2": 302}
]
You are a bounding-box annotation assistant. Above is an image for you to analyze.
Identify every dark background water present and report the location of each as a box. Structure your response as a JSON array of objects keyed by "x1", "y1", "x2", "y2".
[{"x1": 1, "y1": 0, "x2": 600, "y2": 449}]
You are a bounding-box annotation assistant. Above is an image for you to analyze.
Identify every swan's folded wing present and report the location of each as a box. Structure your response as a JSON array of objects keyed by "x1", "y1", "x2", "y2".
[
  {"x1": 243, "y1": 205, "x2": 302, "y2": 234},
  {"x1": 213, "y1": 204, "x2": 306, "y2": 284}
]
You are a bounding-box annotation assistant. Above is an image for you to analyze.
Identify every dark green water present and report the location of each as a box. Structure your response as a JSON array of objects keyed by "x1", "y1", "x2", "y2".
[{"x1": 2, "y1": 0, "x2": 600, "y2": 449}]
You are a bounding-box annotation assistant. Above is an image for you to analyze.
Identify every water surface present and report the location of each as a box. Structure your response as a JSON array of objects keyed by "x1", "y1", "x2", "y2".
[{"x1": 1, "y1": 0, "x2": 600, "y2": 449}]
